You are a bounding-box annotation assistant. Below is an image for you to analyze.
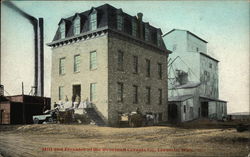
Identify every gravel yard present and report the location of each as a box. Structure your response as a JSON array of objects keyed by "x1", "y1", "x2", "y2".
[{"x1": 0, "y1": 123, "x2": 249, "y2": 157}]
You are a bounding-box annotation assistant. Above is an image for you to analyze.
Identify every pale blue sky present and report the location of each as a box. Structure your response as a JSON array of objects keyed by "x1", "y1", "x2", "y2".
[{"x1": 1, "y1": 1, "x2": 249, "y2": 113}]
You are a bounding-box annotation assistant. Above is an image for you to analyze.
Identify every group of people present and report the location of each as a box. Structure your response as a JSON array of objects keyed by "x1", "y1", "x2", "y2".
[{"x1": 53, "y1": 95, "x2": 92, "y2": 111}]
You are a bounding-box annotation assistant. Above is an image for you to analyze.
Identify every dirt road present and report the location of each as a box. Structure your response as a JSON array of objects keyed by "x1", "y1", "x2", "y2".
[{"x1": 0, "y1": 124, "x2": 249, "y2": 157}]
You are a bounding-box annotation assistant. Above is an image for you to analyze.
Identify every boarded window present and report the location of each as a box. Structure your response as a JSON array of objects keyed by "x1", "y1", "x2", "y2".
[
  {"x1": 90, "y1": 51, "x2": 97, "y2": 70},
  {"x1": 117, "y1": 82, "x2": 123, "y2": 102},
  {"x1": 74, "y1": 54, "x2": 80, "y2": 72},
  {"x1": 133, "y1": 85, "x2": 138, "y2": 104},
  {"x1": 133, "y1": 55, "x2": 138, "y2": 74},
  {"x1": 90, "y1": 83, "x2": 96, "y2": 101},
  {"x1": 59, "y1": 58, "x2": 65, "y2": 75}
]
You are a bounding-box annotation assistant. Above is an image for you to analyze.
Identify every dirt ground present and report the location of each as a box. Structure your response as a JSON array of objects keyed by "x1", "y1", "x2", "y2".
[{"x1": 0, "y1": 121, "x2": 249, "y2": 157}]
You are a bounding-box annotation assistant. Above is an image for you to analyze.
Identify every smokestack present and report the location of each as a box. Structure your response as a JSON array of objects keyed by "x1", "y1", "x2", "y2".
[
  {"x1": 137, "y1": 13, "x2": 143, "y2": 39},
  {"x1": 38, "y1": 18, "x2": 44, "y2": 97},
  {"x1": 3, "y1": 1, "x2": 44, "y2": 96}
]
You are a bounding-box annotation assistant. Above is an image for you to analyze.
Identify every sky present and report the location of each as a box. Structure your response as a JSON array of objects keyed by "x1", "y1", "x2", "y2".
[{"x1": 1, "y1": 1, "x2": 249, "y2": 113}]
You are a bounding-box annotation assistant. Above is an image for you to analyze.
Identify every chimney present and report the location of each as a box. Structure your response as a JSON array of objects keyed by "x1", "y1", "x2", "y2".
[
  {"x1": 137, "y1": 13, "x2": 143, "y2": 39},
  {"x1": 37, "y1": 18, "x2": 44, "y2": 97}
]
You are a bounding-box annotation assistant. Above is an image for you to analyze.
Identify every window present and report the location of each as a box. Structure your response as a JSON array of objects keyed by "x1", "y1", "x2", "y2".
[
  {"x1": 59, "y1": 22, "x2": 65, "y2": 39},
  {"x1": 196, "y1": 47, "x2": 199, "y2": 52},
  {"x1": 184, "y1": 105, "x2": 186, "y2": 113},
  {"x1": 90, "y1": 51, "x2": 97, "y2": 70},
  {"x1": 146, "y1": 87, "x2": 151, "y2": 104},
  {"x1": 158, "y1": 63, "x2": 162, "y2": 79},
  {"x1": 145, "y1": 25, "x2": 150, "y2": 41},
  {"x1": 117, "y1": 14, "x2": 123, "y2": 31},
  {"x1": 133, "y1": 85, "x2": 138, "y2": 104},
  {"x1": 157, "y1": 31, "x2": 162, "y2": 47},
  {"x1": 158, "y1": 88, "x2": 162, "y2": 105},
  {"x1": 73, "y1": 16, "x2": 80, "y2": 35},
  {"x1": 74, "y1": 55, "x2": 80, "y2": 72},
  {"x1": 59, "y1": 58, "x2": 65, "y2": 75},
  {"x1": 209, "y1": 63, "x2": 212, "y2": 68},
  {"x1": 158, "y1": 113, "x2": 163, "y2": 121},
  {"x1": 90, "y1": 83, "x2": 96, "y2": 101},
  {"x1": 117, "y1": 82, "x2": 123, "y2": 102},
  {"x1": 118, "y1": 50, "x2": 124, "y2": 71},
  {"x1": 146, "y1": 59, "x2": 150, "y2": 77},
  {"x1": 89, "y1": 11, "x2": 97, "y2": 31},
  {"x1": 132, "y1": 19, "x2": 137, "y2": 37},
  {"x1": 59, "y1": 86, "x2": 64, "y2": 100},
  {"x1": 133, "y1": 56, "x2": 138, "y2": 74},
  {"x1": 173, "y1": 44, "x2": 177, "y2": 51}
]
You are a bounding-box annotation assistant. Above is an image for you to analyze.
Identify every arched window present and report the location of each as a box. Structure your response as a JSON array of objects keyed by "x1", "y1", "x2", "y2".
[
  {"x1": 59, "y1": 21, "x2": 65, "y2": 39},
  {"x1": 89, "y1": 10, "x2": 97, "y2": 31},
  {"x1": 73, "y1": 16, "x2": 80, "y2": 35}
]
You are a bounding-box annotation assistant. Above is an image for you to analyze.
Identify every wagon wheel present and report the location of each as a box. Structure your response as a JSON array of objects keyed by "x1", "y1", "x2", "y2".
[
  {"x1": 33, "y1": 118, "x2": 39, "y2": 124},
  {"x1": 48, "y1": 117, "x2": 53, "y2": 123}
]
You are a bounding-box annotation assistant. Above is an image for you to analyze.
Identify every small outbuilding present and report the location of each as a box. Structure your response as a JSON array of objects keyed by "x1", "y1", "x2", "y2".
[{"x1": 0, "y1": 95, "x2": 50, "y2": 124}]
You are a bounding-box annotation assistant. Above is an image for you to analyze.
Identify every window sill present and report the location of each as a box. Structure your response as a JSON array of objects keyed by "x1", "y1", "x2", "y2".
[
  {"x1": 90, "y1": 68, "x2": 97, "y2": 71},
  {"x1": 74, "y1": 71, "x2": 80, "y2": 74}
]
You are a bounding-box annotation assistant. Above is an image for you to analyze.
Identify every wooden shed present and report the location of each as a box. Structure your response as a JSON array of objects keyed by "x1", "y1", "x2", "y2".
[{"x1": 0, "y1": 95, "x2": 50, "y2": 124}]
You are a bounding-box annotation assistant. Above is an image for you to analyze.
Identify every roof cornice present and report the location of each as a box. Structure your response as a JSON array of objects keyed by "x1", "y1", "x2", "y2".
[{"x1": 47, "y1": 27, "x2": 172, "y2": 55}]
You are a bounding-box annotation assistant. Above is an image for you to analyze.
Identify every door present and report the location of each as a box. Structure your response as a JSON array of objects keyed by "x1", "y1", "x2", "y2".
[
  {"x1": 168, "y1": 103, "x2": 178, "y2": 122},
  {"x1": 201, "y1": 102, "x2": 208, "y2": 117},
  {"x1": 0, "y1": 110, "x2": 3, "y2": 124},
  {"x1": 72, "y1": 85, "x2": 81, "y2": 102}
]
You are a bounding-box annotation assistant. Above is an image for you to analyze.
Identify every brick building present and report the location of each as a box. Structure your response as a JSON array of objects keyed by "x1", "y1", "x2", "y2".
[
  {"x1": 0, "y1": 95, "x2": 50, "y2": 124},
  {"x1": 47, "y1": 4, "x2": 171, "y2": 126}
]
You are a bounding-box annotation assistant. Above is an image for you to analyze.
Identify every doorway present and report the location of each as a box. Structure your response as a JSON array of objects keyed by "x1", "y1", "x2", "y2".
[
  {"x1": 0, "y1": 110, "x2": 3, "y2": 124},
  {"x1": 201, "y1": 102, "x2": 208, "y2": 117},
  {"x1": 72, "y1": 85, "x2": 81, "y2": 102},
  {"x1": 168, "y1": 103, "x2": 178, "y2": 122}
]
